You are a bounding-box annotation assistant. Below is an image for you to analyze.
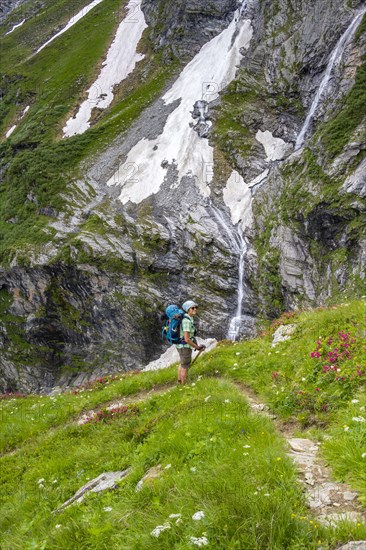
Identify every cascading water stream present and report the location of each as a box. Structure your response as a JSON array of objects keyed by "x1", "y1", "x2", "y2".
[
  {"x1": 295, "y1": 7, "x2": 366, "y2": 150},
  {"x1": 210, "y1": 206, "x2": 248, "y2": 340}
]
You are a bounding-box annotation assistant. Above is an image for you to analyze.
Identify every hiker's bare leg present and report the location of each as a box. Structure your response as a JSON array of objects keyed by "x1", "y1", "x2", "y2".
[
  {"x1": 178, "y1": 365, "x2": 182, "y2": 383},
  {"x1": 181, "y1": 367, "x2": 188, "y2": 385}
]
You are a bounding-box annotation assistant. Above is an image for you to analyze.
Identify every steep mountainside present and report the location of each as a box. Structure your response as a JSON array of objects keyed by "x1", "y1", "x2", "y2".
[{"x1": 0, "y1": 0, "x2": 365, "y2": 392}]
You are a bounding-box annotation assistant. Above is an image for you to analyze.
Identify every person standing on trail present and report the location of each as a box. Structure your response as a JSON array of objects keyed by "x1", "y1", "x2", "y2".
[{"x1": 177, "y1": 300, "x2": 205, "y2": 385}]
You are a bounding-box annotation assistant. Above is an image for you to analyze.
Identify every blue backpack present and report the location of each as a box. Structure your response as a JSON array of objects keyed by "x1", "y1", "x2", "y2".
[{"x1": 161, "y1": 304, "x2": 188, "y2": 345}]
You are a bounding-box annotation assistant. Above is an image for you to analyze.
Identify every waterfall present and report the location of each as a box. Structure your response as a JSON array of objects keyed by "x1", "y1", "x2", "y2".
[
  {"x1": 210, "y1": 206, "x2": 248, "y2": 340},
  {"x1": 295, "y1": 8, "x2": 366, "y2": 150}
]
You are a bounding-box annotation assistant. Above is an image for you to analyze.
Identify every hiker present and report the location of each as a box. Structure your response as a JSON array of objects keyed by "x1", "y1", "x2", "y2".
[{"x1": 177, "y1": 300, "x2": 205, "y2": 385}]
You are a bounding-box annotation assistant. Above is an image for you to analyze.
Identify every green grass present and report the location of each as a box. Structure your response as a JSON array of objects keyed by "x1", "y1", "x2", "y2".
[
  {"x1": 2, "y1": 375, "x2": 364, "y2": 549},
  {"x1": 319, "y1": 55, "x2": 366, "y2": 158},
  {"x1": 1, "y1": 300, "x2": 365, "y2": 548}
]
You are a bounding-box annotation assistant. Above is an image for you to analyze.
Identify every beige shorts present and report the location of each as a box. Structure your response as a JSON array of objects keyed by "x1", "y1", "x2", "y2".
[{"x1": 177, "y1": 347, "x2": 192, "y2": 369}]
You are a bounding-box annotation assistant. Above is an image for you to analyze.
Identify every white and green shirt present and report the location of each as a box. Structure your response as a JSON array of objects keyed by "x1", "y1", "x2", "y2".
[{"x1": 176, "y1": 314, "x2": 196, "y2": 349}]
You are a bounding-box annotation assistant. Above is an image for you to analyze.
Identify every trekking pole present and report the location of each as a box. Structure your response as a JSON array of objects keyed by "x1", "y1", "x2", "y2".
[{"x1": 191, "y1": 348, "x2": 204, "y2": 367}]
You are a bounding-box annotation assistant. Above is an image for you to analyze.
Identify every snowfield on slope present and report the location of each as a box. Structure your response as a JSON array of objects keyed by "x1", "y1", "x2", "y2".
[
  {"x1": 36, "y1": 0, "x2": 105, "y2": 54},
  {"x1": 107, "y1": 8, "x2": 253, "y2": 204},
  {"x1": 63, "y1": 0, "x2": 147, "y2": 137}
]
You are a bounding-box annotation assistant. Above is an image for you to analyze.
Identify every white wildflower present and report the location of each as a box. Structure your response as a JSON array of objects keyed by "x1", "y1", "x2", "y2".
[
  {"x1": 190, "y1": 467, "x2": 197, "y2": 473},
  {"x1": 191, "y1": 383, "x2": 196, "y2": 387},
  {"x1": 189, "y1": 535, "x2": 209, "y2": 547},
  {"x1": 55, "y1": 524, "x2": 62, "y2": 529},
  {"x1": 150, "y1": 523, "x2": 171, "y2": 537},
  {"x1": 352, "y1": 399, "x2": 359, "y2": 404},
  {"x1": 192, "y1": 511, "x2": 205, "y2": 521},
  {"x1": 360, "y1": 406, "x2": 365, "y2": 411},
  {"x1": 104, "y1": 507, "x2": 112, "y2": 512},
  {"x1": 243, "y1": 453, "x2": 249, "y2": 456},
  {"x1": 352, "y1": 416, "x2": 366, "y2": 423},
  {"x1": 344, "y1": 426, "x2": 350, "y2": 431},
  {"x1": 302, "y1": 377, "x2": 306, "y2": 382},
  {"x1": 236, "y1": 352, "x2": 241, "y2": 356},
  {"x1": 264, "y1": 493, "x2": 270, "y2": 497},
  {"x1": 243, "y1": 445, "x2": 251, "y2": 448},
  {"x1": 37, "y1": 478, "x2": 45, "y2": 484},
  {"x1": 169, "y1": 513, "x2": 181, "y2": 519},
  {"x1": 234, "y1": 363, "x2": 238, "y2": 366},
  {"x1": 204, "y1": 396, "x2": 211, "y2": 402},
  {"x1": 165, "y1": 464, "x2": 172, "y2": 469},
  {"x1": 224, "y1": 399, "x2": 230, "y2": 404},
  {"x1": 176, "y1": 518, "x2": 183, "y2": 525},
  {"x1": 361, "y1": 453, "x2": 366, "y2": 459}
]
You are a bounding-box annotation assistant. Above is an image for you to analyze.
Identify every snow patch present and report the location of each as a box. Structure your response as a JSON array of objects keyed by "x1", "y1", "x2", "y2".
[
  {"x1": 6, "y1": 125, "x2": 17, "y2": 138},
  {"x1": 107, "y1": 14, "x2": 253, "y2": 204},
  {"x1": 255, "y1": 130, "x2": 290, "y2": 161},
  {"x1": 63, "y1": 0, "x2": 147, "y2": 137},
  {"x1": 4, "y1": 106, "x2": 30, "y2": 139},
  {"x1": 36, "y1": 0, "x2": 104, "y2": 54},
  {"x1": 6, "y1": 19, "x2": 26, "y2": 35},
  {"x1": 223, "y1": 170, "x2": 253, "y2": 230},
  {"x1": 142, "y1": 338, "x2": 217, "y2": 372}
]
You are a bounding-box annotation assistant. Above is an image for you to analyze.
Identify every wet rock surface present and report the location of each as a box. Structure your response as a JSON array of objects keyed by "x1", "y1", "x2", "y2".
[{"x1": 141, "y1": 0, "x2": 238, "y2": 60}]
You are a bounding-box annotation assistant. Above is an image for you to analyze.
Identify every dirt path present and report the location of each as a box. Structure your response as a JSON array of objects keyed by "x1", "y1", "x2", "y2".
[
  {"x1": 232, "y1": 380, "x2": 366, "y2": 528},
  {"x1": 77, "y1": 382, "x2": 176, "y2": 425}
]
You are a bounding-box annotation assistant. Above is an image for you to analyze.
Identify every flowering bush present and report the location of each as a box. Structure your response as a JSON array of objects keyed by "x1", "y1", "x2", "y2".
[
  {"x1": 0, "y1": 392, "x2": 30, "y2": 400},
  {"x1": 310, "y1": 332, "x2": 364, "y2": 397},
  {"x1": 272, "y1": 330, "x2": 365, "y2": 421}
]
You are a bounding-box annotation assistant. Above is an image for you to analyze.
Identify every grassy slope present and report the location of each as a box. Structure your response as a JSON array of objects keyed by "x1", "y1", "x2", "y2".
[
  {"x1": 0, "y1": 301, "x2": 365, "y2": 548},
  {"x1": 0, "y1": 0, "x2": 180, "y2": 265}
]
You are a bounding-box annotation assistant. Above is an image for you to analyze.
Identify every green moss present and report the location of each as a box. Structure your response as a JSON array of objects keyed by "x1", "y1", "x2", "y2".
[{"x1": 319, "y1": 56, "x2": 366, "y2": 158}]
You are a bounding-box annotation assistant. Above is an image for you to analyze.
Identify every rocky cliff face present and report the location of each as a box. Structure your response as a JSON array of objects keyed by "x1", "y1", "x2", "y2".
[{"x1": 0, "y1": 0, "x2": 365, "y2": 392}]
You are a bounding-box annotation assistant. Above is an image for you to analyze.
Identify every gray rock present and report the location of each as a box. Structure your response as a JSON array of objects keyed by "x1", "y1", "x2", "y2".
[
  {"x1": 136, "y1": 465, "x2": 163, "y2": 492},
  {"x1": 342, "y1": 157, "x2": 366, "y2": 198},
  {"x1": 343, "y1": 491, "x2": 358, "y2": 501},
  {"x1": 288, "y1": 439, "x2": 318, "y2": 453},
  {"x1": 272, "y1": 324, "x2": 296, "y2": 347},
  {"x1": 54, "y1": 469, "x2": 131, "y2": 512},
  {"x1": 318, "y1": 512, "x2": 365, "y2": 528},
  {"x1": 336, "y1": 543, "x2": 366, "y2": 550},
  {"x1": 288, "y1": 451, "x2": 317, "y2": 470}
]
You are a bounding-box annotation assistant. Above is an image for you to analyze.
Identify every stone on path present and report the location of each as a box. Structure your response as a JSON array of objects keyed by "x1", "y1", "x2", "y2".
[
  {"x1": 337, "y1": 543, "x2": 366, "y2": 550},
  {"x1": 55, "y1": 469, "x2": 131, "y2": 512},
  {"x1": 288, "y1": 451, "x2": 317, "y2": 470},
  {"x1": 288, "y1": 438, "x2": 318, "y2": 453},
  {"x1": 343, "y1": 491, "x2": 358, "y2": 501},
  {"x1": 318, "y1": 512, "x2": 365, "y2": 528}
]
